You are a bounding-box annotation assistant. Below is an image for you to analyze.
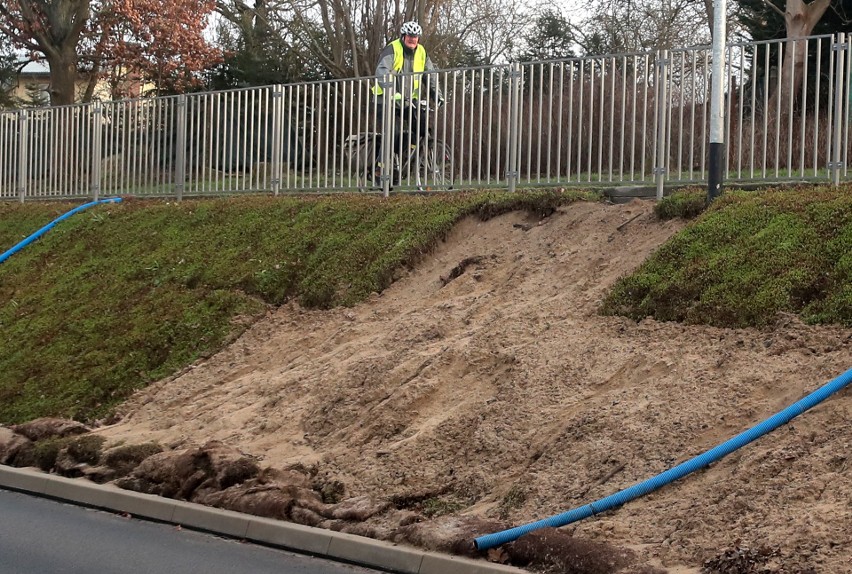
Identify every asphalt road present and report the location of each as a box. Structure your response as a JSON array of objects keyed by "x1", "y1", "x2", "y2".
[{"x1": 0, "y1": 488, "x2": 380, "y2": 574}]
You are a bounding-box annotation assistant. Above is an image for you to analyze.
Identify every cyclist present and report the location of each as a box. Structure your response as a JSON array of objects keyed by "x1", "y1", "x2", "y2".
[{"x1": 372, "y1": 21, "x2": 444, "y2": 183}]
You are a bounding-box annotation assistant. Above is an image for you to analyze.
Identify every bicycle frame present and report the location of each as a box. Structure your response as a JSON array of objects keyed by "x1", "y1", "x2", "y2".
[{"x1": 346, "y1": 130, "x2": 453, "y2": 192}]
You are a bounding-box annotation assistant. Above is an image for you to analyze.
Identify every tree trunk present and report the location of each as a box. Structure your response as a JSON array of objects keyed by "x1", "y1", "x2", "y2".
[
  {"x1": 46, "y1": 53, "x2": 79, "y2": 106},
  {"x1": 770, "y1": 0, "x2": 830, "y2": 115}
]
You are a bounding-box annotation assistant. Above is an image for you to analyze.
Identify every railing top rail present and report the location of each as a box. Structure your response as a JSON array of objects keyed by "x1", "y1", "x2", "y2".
[{"x1": 725, "y1": 33, "x2": 835, "y2": 50}]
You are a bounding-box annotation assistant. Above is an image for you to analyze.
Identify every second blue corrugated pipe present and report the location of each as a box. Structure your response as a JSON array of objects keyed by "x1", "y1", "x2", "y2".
[
  {"x1": 0, "y1": 197, "x2": 123, "y2": 265},
  {"x1": 475, "y1": 366, "x2": 852, "y2": 550}
]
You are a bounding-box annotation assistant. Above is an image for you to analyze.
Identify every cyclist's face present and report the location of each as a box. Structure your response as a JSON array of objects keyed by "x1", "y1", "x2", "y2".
[{"x1": 403, "y1": 34, "x2": 419, "y2": 49}]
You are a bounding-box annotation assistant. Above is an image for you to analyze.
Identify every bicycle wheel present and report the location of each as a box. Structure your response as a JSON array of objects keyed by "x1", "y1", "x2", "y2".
[{"x1": 416, "y1": 139, "x2": 454, "y2": 190}]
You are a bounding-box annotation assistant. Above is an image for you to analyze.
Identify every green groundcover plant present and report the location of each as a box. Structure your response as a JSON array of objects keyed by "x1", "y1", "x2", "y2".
[{"x1": 602, "y1": 185, "x2": 852, "y2": 328}]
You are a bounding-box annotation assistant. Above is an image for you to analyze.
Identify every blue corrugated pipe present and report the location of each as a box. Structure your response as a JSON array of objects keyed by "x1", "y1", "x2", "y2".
[
  {"x1": 0, "y1": 197, "x2": 123, "y2": 265},
  {"x1": 474, "y1": 366, "x2": 852, "y2": 550}
]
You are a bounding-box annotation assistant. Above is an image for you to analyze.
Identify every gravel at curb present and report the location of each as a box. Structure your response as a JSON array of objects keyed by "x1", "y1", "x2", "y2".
[{"x1": 0, "y1": 465, "x2": 524, "y2": 574}]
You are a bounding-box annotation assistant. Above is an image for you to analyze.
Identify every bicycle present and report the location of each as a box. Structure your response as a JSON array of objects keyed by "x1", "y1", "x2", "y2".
[{"x1": 346, "y1": 104, "x2": 453, "y2": 191}]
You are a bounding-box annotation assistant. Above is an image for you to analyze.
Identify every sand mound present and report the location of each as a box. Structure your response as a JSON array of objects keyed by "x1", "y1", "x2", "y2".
[{"x1": 96, "y1": 199, "x2": 852, "y2": 573}]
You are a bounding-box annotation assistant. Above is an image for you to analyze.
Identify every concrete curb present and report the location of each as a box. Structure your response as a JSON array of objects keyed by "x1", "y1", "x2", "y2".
[{"x1": 0, "y1": 465, "x2": 524, "y2": 574}]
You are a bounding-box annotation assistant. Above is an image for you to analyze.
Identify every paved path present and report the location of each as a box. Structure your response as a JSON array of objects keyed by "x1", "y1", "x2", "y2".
[
  {"x1": 1, "y1": 487, "x2": 378, "y2": 574},
  {"x1": 0, "y1": 466, "x2": 522, "y2": 574}
]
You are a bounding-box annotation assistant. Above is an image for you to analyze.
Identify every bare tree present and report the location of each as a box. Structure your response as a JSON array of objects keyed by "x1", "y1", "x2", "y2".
[
  {"x1": 575, "y1": 0, "x2": 711, "y2": 54},
  {"x1": 270, "y1": 0, "x2": 528, "y2": 79},
  {"x1": 439, "y1": 0, "x2": 529, "y2": 65},
  {"x1": 0, "y1": 0, "x2": 90, "y2": 106}
]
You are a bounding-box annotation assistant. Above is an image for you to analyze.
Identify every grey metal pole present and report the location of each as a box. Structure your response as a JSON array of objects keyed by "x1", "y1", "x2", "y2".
[
  {"x1": 831, "y1": 33, "x2": 846, "y2": 186},
  {"x1": 270, "y1": 85, "x2": 283, "y2": 196},
  {"x1": 655, "y1": 50, "x2": 669, "y2": 201},
  {"x1": 90, "y1": 102, "x2": 103, "y2": 201},
  {"x1": 379, "y1": 74, "x2": 394, "y2": 198},
  {"x1": 175, "y1": 95, "x2": 187, "y2": 201},
  {"x1": 708, "y1": 0, "x2": 727, "y2": 202},
  {"x1": 507, "y1": 63, "x2": 522, "y2": 193},
  {"x1": 17, "y1": 110, "x2": 28, "y2": 203}
]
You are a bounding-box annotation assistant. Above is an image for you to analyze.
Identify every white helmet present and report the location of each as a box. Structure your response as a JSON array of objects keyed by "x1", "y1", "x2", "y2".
[{"x1": 400, "y1": 21, "x2": 422, "y2": 37}]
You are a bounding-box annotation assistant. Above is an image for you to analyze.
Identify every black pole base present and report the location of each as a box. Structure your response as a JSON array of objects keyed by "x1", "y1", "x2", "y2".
[{"x1": 708, "y1": 142, "x2": 724, "y2": 203}]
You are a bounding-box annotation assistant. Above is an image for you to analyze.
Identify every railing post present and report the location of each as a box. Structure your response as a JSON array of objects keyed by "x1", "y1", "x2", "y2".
[
  {"x1": 831, "y1": 33, "x2": 846, "y2": 186},
  {"x1": 655, "y1": 50, "x2": 669, "y2": 200},
  {"x1": 174, "y1": 95, "x2": 187, "y2": 201},
  {"x1": 378, "y1": 74, "x2": 394, "y2": 198},
  {"x1": 507, "y1": 62, "x2": 523, "y2": 192},
  {"x1": 270, "y1": 85, "x2": 283, "y2": 196},
  {"x1": 16, "y1": 109, "x2": 28, "y2": 203},
  {"x1": 708, "y1": 2, "x2": 727, "y2": 203},
  {"x1": 90, "y1": 102, "x2": 103, "y2": 201}
]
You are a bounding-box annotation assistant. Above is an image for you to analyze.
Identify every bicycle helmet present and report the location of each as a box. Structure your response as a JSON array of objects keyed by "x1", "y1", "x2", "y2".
[{"x1": 400, "y1": 21, "x2": 422, "y2": 37}]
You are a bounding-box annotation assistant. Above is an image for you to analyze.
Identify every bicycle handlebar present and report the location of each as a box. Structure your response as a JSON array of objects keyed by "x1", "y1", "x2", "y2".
[{"x1": 393, "y1": 97, "x2": 445, "y2": 112}]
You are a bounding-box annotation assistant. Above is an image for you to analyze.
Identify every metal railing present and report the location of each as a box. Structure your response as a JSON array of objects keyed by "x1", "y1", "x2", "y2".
[{"x1": 2, "y1": 33, "x2": 852, "y2": 201}]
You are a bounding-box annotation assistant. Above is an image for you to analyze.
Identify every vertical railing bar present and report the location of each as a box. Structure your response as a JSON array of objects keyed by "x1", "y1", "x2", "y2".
[
  {"x1": 629, "y1": 56, "x2": 638, "y2": 181},
  {"x1": 813, "y1": 38, "x2": 822, "y2": 177},
  {"x1": 556, "y1": 62, "x2": 564, "y2": 183},
  {"x1": 641, "y1": 55, "x2": 649, "y2": 181},
  {"x1": 507, "y1": 62, "x2": 521, "y2": 192},
  {"x1": 464, "y1": 69, "x2": 473, "y2": 186},
  {"x1": 91, "y1": 102, "x2": 102, "y2": 200},
  {"x1": 270, "y1": 85, "x2": 282, "y2": 195},
  {"x1": 546, "y1": 62, "x2": 554, "y2": 183},
  {"x1": 229, "y1": 91, "x2": 237, "y2": 193},
  {"x1": 748, "y1": 46, "x2": 757, "y2": 179},
  {"x1": 322, "y1": 83, "x2": 330, "y2": 189},
  {"x1": 786, "y1": 41, "x2": 796, "y2": 176},
  {"x1": 475, "y1": 69, "x2": 483, "y2": 186},
  {"x1": 799, "y1": 40, "x2": 809, "y2": 177},
  {"x1": 208, "y1": 92, "x2": 216, "y2": 193},
  {"x1": 688, "y1": 50, "x2": 696, "y2": 181},
  {"x1": 668, "y1": 50, "x2": 676, "y2": 185},
  {"x1": 843, "y1": 37, "x2": 852, "y2": 179},
  {"x1": 51, "y1": 108, "x2": 59, "y2": 196},
  {"x1": 281, "y1": 85, "x2": 298, "y2": 191},
  {"x1": 486, "y1": 68, "x2": 494, "y2": 185},
  {"x1": 774, "y1": 42, "x2": 783, "y2": 177},
  {"x1": 17, "y1": 110, "x2": 28, "y2": 202},
  {"x1": 675, "y1": 52, "x2": 683, "y2": 180},
  {"x1": 831, "y1": 33, "x2": 845, "y2": 185},
  {"x1": 174, "y1": 95, "x2": 187, "y2": 200},
  {"x1": 762, "y1": 45, "x2": 769, "y2": 178},
  {"x1": 496, "y1": 69, "x2": 504, "y2": 186},
  {"x1": 656, "y1": 50, "x2": 669, "y2": 200},
  {"x1": 567, "y1": 61, "x2": 574, "y2": 180},
  {"x1": 293, "y1": 84, "x2": 302, "y2": 191},
  {"x1": 608, "y1": 56, "x2": 615, "y2": 182},
  {"x1": 246, "y1": 89, "x2": 254, "y2": 191},
  {"x1": 731, "y1": 46, "x2": 741, "y2": 179},
  {"x1": 618, "y1": 55, "x2": 626, "y2": 181},
  {"x1": 443, "y1": 70, "x2": 452, "y2": 188},
  {"x1": 330, "y1": 82, "x2": 338, "y2": 189},
  {"x1": 589, "y1": 58, "x2": 597, "y2": 182},
  {"x1": 526, "y1": 64, "x2": 534, "y2": 183},
  {"x1": 457, "y1": 69, "x2": 466, "y2": 187},
  {"x1": 576, "y1": 59, "x2": 584, "y2": 182},
  {"x1": 537, "y1": 62, "x2": 544, "y2": 183},
  {"x1": 650, "y1": 53, "x2": 659, "y2": 187}
]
